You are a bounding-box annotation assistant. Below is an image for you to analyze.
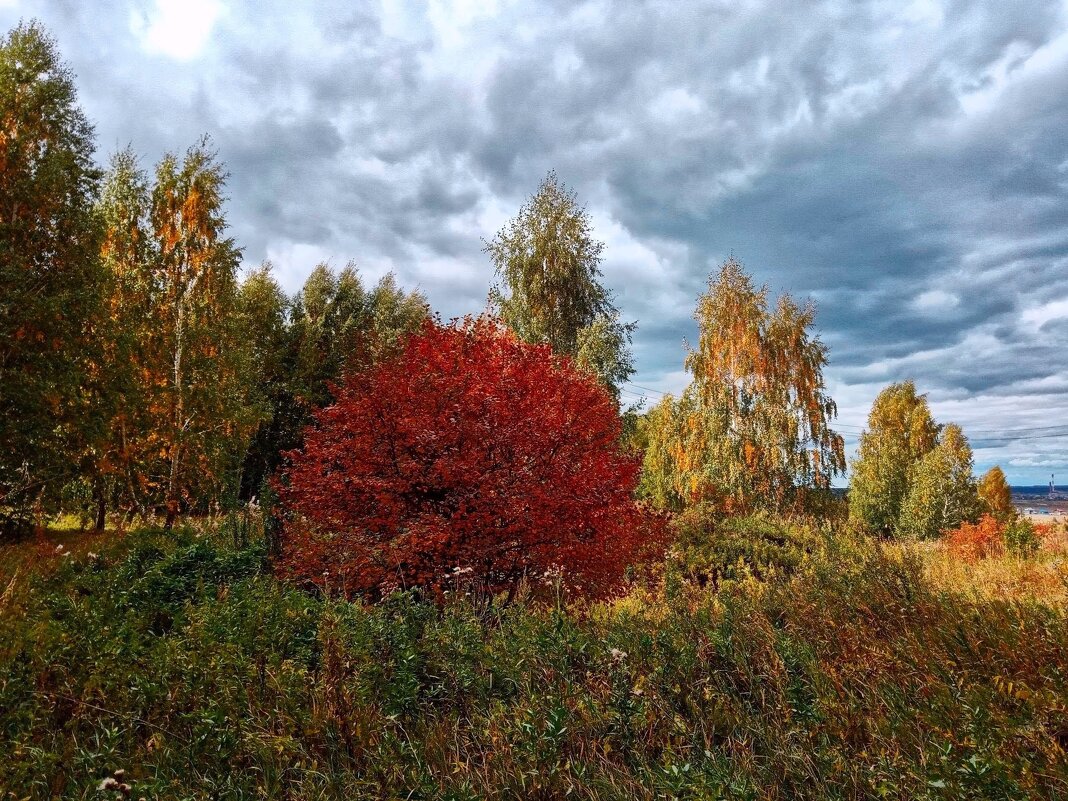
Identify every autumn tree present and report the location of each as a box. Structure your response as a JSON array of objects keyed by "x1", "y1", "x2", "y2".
[
  {"x1": 977, "y1": 465, "x2": 1014, "y2": 520},
  {"x1": 88, "y1": 148, "x2": 160, "y2": 526},
  {"x1": 0, "y1": 22, "x2": 104, "y2": 532},
  {"x1": 150, "y1": 139, "x2": 258, "y2": 527},
  {"x1": 276, "y1": 317, "x2": 650, "y2": 600},
  {"x1": 635, "y1": 393, "x2": 689, "y2": 510},
  {"x1": 640, "y1": 258, "x2": 844, "y2": 514},
  {"x1": 897, "y1": 424, "x2": 980, "y2": 539},
  {"x1": 486, "y1": 171, "x2": 634, "y2": 400},
  {"x1": 288, "y1": 263, "x2": 427, "y2": 411},
  {"x1": 848, "y1": 381, "x2": 940, "y2": 535}
]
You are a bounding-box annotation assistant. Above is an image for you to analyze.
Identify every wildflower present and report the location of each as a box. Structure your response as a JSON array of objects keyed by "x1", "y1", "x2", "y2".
[
  {"x1": 54, "y1": 544, "x2": 64, "y2": 554},
  {"x1": 610, "y1": 647, "x2": 628, "y2": 662},
  {"x1": 97, "y1": 777, "x2": 119, "y2": 791},
  {"x1": 87, "y1": 551, "x2": 98, "y2": 559}
]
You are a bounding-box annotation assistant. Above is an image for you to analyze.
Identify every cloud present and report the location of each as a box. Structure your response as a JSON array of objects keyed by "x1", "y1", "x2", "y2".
[
  {"x1": 3, "y1": 0, "x2": 1068, "y2": 483},
  {"x1": 912, "y1": 289, "x2": 960, "y2": 313},
  {"x1": 130, "y1": 0, "x2": 223, "y2": 61}
]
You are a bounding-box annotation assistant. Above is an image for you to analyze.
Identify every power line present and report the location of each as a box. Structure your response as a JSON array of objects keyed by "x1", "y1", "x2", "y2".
[
  {"x1": 620, "y1": 383, "x2": 1068, "y2": 440},
  {"x1": 972, "y1": 430, "x2": 1068, "y2": 443},
  {"x1": 623, "y1": 382, "x2": 668, "y2": 397}
]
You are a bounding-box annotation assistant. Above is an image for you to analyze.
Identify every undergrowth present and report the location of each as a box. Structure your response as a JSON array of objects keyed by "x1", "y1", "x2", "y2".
[{"x1": 1, "y1": 522, "x2": 1066, "y2": 800}]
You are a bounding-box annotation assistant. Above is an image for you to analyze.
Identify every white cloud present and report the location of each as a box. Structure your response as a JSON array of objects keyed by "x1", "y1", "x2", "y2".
[
  {"x1": 130, "y1": 0, "x2": 223, "y2": 61},
  {"x1": 1022, "y1": 297, "x2": 1068, "y2": 332},
  {"x1": 912, "y1": 289, "x2": 960, "y2": 312}
]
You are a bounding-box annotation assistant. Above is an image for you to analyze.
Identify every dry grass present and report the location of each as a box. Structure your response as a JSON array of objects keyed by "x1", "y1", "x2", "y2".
[{"x1": 909, "y1": 522, "x2": 1068, "y2": 605}]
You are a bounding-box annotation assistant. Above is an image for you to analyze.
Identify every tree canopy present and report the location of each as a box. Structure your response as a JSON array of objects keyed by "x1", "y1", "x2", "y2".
[
  {"x1": 897, "y1": 424, "x2": 980, "y2": 539},
  {"x1": 848, "y1": 381, "x2": 940, "y2": 536},
  {"x1": 977, "y1": 465, "x2": 1014, "y2": 520},
  {"x1": 486, "y1": 171, "x2": 634, "y2": 400},
  {"x1": 0, "y1": 21, "x2": 103, "y2": 532},
  {"x1": 640, "y1": 258, "x2": 845, "y2": 515},
  {"x1": 277, "y1": 317, "x2": 651, "y2": 600}
]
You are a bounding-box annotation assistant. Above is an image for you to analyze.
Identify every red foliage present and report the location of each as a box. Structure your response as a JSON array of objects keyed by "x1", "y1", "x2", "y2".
[
  {"x1": 1033, "y1": 521, "x2": 1056, "y2": 542},
  {"x1": 946, "y1": 514, "x2": 1004, "y2": 561},
  {"x1": 276, "y1": 317, "x2": 655, "y2": 600}
]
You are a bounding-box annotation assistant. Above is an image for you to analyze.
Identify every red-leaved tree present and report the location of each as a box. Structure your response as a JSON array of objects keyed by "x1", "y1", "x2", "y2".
[{"x1": 276, "y1": 317, "x2": 653, "y2": 600}]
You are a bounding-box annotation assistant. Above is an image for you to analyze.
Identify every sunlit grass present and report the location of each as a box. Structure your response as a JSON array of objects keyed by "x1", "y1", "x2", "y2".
[{"x1": 903, "y1": 523, "x2": 1068, "y2": 605}]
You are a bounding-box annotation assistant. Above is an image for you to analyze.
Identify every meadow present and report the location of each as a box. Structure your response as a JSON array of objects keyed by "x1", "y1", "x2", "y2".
[{"x1": 2, "y1": 517, "x2": 1066, "y2": 801}]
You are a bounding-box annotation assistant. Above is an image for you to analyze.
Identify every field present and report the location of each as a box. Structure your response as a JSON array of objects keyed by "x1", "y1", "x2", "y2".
[{"x1": 2, "y1": 520, "x2": 1067, "y2": 800}]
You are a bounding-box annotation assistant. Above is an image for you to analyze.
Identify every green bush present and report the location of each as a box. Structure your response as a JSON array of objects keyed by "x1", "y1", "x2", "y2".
[
  {"x1": 668, "y1": 508, "x2": 825, "y2": 590},
  {"x1": 1003, "y1": 516, "x2": 1040, "y2": 556}
]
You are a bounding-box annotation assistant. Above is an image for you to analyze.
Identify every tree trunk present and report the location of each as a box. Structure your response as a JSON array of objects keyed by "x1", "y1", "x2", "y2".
[
  {"x1": 164, "y1": 301, "x2": 185, "y2": 531},
  {"x1": 93, "y1": 480, "x2": 106, "y2": 532}
]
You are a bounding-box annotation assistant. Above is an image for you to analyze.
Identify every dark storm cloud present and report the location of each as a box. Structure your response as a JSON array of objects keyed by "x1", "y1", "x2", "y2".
[{"x1": 3, "y1": 0, "x2": 1068, "y2": 481}]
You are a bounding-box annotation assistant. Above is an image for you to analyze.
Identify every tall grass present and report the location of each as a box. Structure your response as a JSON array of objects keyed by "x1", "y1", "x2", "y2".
[{"x1": 1, "y1": 522, "x2": 1066, "y2": 799}]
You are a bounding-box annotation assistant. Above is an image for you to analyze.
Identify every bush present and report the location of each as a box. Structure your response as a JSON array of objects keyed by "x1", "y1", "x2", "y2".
[
  {"x1": 946, "y1": 514, "x2": 1004, "y2": 561},
  {"x1": 668, "y1": 509, "x2": 824, "y2": 590},
  {"x1": 1004, "y1": 517, "x2": 1040, "y2": 556},
  {"x1": 277, "y1": 317, "x2": 655, "y2": 600},
  {"x1": 946, "y1": 514, "x2": 1044, "y2": 561}
]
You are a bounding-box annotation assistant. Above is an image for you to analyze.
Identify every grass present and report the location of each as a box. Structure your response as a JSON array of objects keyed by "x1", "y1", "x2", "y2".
[
  {"x1": 914, "y1": 523, "x2": 1068, "y2": 605},
  {"x1": 1, "y1": 521, "x2": 1067, "y2": 800}
]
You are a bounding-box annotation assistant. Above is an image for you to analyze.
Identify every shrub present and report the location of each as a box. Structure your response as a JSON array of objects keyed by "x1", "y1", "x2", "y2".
[
  {"x1": 1004, "y1": 517, "x2": 1040, "y2": 556},
  {"x1": 946, "y1": 514, "x2": 1004, "y2": 561},
  {"x1": 946, "y1": 514, "x2": 1045, "y2": 561},
  {"x1": 668, "y1": 509, "x2": 823, "y2": 590},
  {"x1": 277, "y1": 317, "x2": 653, "y2": 600}
]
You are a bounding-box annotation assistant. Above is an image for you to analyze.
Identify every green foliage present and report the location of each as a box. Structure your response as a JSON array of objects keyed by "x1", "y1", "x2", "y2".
[
  {"x1": 235, "y1": 263, "x2": 294, "y2": 499},
  {"x1": 486, "y1": 171, "x2": 635, "y2": 400},
  {"x1": 634, "y1": 393, "x2": 689, "y2": 510},
  {"x1": 288, "y1": 263, "x2": 428, "y2": 411},
  {"x1": 897, "y1": 424, "x2": 980, "y2": 539},
  {"x1": 1003, "y1": 517, "x2": 1040, "y2": 557},
  {"x1": 238, "y1": 262, "x2": 428, "y2": 499},
  {"x1": 668, "y1": 510, "x2": 824, "y2": 590},
  {"x1": 3, "y1": 525, "x2": 1066, "y2": 799},
  {"x1": 574, "y1": 311, "x2": 636, "y2": 402},
  {"x1": 849, "y1": 381, "x2": 940, "y2": 536},
  {"x1": 0, "y1": 21, "x2": 104, "y2": 532}
]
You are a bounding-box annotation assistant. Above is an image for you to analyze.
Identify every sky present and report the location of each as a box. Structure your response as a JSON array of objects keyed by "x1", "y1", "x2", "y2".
[{"x1": 4, "y1": 0, "x2": 1068, "y2": 484}]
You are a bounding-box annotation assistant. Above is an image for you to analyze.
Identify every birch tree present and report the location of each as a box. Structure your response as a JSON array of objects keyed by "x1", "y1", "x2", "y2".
[
  {"x1": 848, "y1": 381, "x2": 939, "y2": 535},
  {"x1": 640, "y1": 258, "x2": 845, "y2": 514},
  {"x1": 485, "y1": 171, "x2": 635, "y2": 401},
  {"x1": 151, "y1": 139, "x2": 254, "y2": 527}
]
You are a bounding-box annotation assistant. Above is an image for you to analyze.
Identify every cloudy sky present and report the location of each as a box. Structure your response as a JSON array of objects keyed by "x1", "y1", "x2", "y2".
[{"x1": 4, "y1": 0, "x2": 1068, "y2": 484}]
